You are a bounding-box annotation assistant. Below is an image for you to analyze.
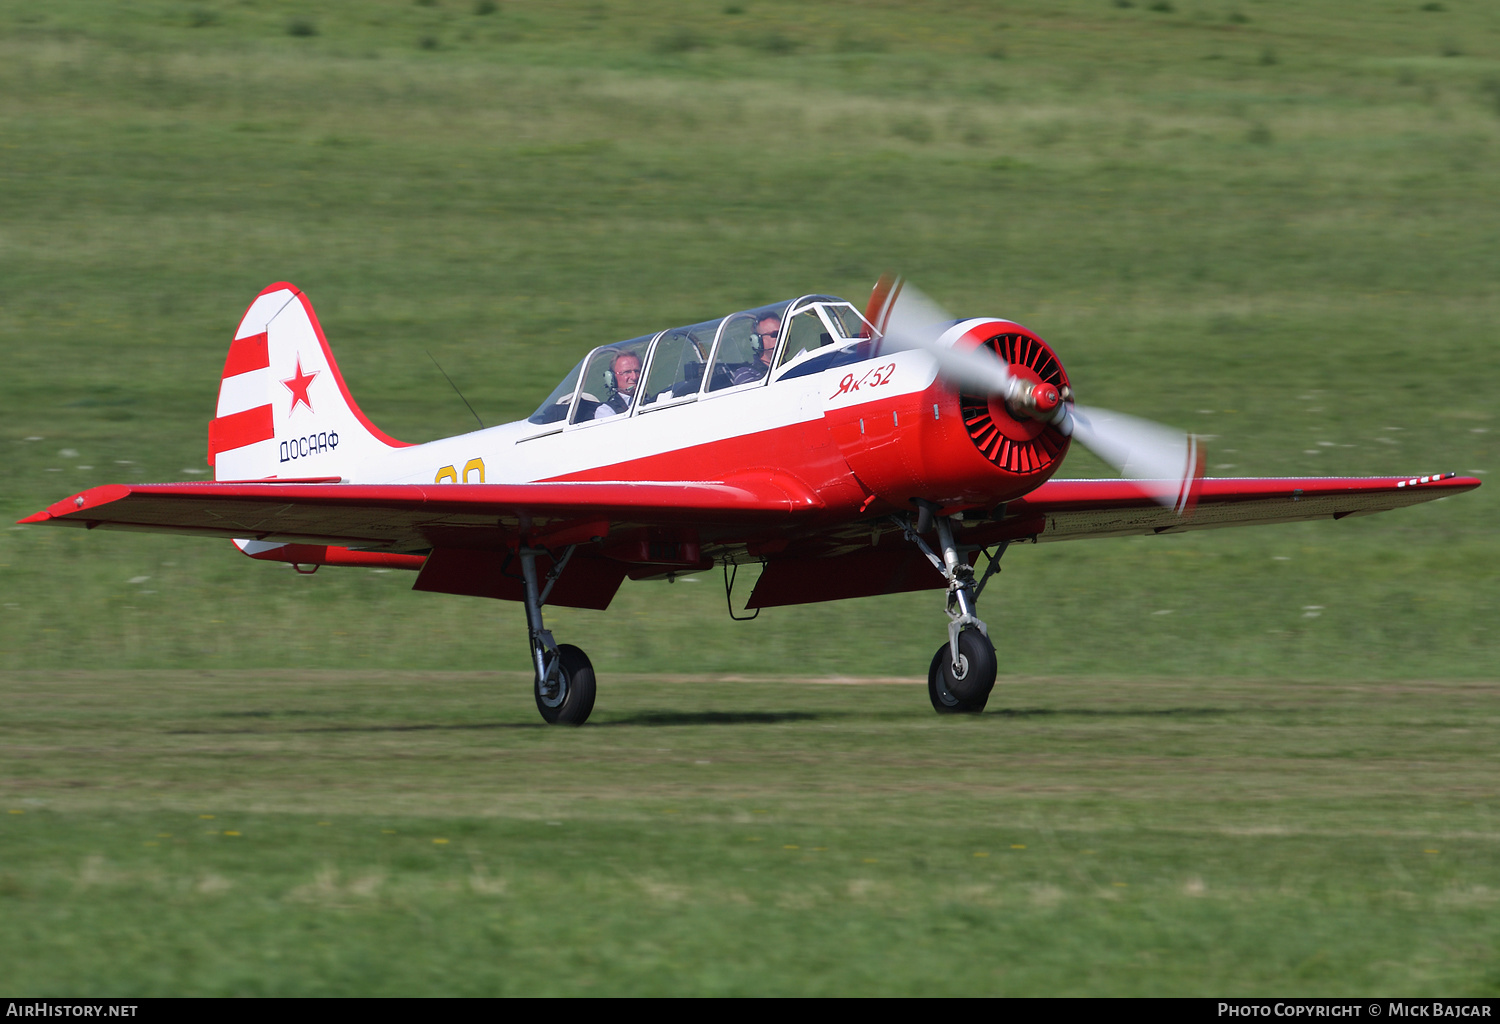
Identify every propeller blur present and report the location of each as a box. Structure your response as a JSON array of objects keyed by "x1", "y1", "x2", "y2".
[{"x1": 869, "y1": 273, "x2": 1203, "y2": 512}]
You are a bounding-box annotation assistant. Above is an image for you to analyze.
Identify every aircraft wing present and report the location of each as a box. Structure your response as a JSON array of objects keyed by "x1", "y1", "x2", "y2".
[
  {"x1": 22, "y1": 473, "x2": 1479, "y2": 612},
  {"x1": 21, "y1": 476, "x2": 834, "y2": 612},
  {"x1": 19, "y1": 476, "x2": 825, "y2": 551},
  {"x1": 747, "y1": 473, "x2": 1480, "y2": 608},
  {"x1": 983, "y1": 472, "x2": 1481, "y2": 544}
]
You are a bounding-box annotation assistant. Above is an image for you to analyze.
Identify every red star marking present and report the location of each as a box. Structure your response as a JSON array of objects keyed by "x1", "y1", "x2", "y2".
[{"x1": 280, "y1": 356, "x2": 319, "y2": 415}]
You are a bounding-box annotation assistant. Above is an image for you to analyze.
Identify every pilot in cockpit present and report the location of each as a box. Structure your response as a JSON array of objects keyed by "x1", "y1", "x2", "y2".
[
  {"x1": 730, "y1": 315, "x2": 781, "y2": 386},
  {"x1": 594, "y1": 351, "x2": 642, "y2": 419}
]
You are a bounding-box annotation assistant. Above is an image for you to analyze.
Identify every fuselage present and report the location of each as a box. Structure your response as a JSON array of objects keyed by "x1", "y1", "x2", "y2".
[
  {"x1": 361, "y1": 316, "x2": 1071, "y2": 530},
  {"x1": 207, "y1": 284, "x2": 1074, "y2": 570}
]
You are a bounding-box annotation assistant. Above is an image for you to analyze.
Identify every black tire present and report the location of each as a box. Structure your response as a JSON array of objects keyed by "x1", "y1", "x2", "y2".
[
  {"x1": 534, "y1": 644, "x2": 596, "y2": 726},
  {"x1": 927, "y1": 629, "x2": 997, "y2": 714}
]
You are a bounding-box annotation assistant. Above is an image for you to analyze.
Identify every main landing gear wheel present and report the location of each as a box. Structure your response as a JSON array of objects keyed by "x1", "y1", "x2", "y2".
[
  {"x1": 896, "y1": 507, "x2": 1005, "y2": 716},
  {"x1": 927, "y1": 629, "x2": 997, "y2": 714},
  {"x1": 517, "y1": 544, "x2": 596, "y2": 726},
  {"x1": 535, "y1": 644, "x2": 596, "y2": 726}
]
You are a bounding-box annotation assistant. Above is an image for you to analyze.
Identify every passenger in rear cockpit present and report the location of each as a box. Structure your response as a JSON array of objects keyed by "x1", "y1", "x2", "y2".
[{"x1": 594, "y1": 351, "x2": 642, "y2": 419}]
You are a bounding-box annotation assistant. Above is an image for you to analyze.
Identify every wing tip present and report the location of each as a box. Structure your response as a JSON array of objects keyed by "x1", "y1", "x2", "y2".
[
  {"x1": 1175, "y1": 436, "x2": 1208, "y2": 517},
  {"x1": 25, "y1": 485, "x2": 134, "y2": 524}
]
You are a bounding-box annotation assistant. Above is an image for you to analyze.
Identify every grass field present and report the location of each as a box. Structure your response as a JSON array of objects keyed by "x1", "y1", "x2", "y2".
[
  {"x1": 2, "y1": 0, "x2": 1497, "y2": 995},
  {"x1": 2, "y1": 670, "x2": 1497, "y2": 996}
]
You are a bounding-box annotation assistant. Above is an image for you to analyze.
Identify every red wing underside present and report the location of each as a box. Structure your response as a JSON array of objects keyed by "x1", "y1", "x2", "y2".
[
  {"x1": 745, "y1": 474, "x2": 1479, "y2": 608},
  {"x1": 20, "y1": 477, "x2": 827, "y2": 611}
]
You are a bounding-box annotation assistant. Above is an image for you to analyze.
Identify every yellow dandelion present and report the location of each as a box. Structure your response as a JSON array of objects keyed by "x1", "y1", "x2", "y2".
[
  {"x1": 1424, "y1": 849, "x2": 1439, "y2": 854},
  {"x1": 1011, "y1": 844, "x2": 1026, "y2": 849},
  {"x1": 7, "y1": 809, "x2": 22, "y2": 815},
  {"x1": 433, "y1": 838, "x2": 449, "y2": 845},
  {"x1": 784, "y1": 844, "x2": 799, "y2": 850},
  {"x1": 862, "y1": 858, "x2": 877, "y2": 864},
  {"x1": 199, "y1": 814, "x2": 215, "y2": 820},
  {"x1": 974, "y1": 851, "x2": 989, "y2": 857},
  {"x1": 1113, "y1": 881, "x2": 1128, "y2": 887},
  {"x1": 224, "y1": 831, "x2": 240, "y2": 836}
]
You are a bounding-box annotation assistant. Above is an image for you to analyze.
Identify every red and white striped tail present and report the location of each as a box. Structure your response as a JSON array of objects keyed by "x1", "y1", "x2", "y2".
[{"x1": 208, "y1": 283, "x2": 410, "y2": 482}]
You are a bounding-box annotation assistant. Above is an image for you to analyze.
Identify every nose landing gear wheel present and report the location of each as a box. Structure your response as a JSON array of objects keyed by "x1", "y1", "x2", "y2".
[
  {"x1": 535, "y1": 644, "x2": 597, "y2": 725},
  {"x1": 928, "y1": 629, "x2": 997, "y2": 714}
]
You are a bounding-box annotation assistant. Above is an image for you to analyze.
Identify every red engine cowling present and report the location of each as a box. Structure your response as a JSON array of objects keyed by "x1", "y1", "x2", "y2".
[{"x1": 825, "y1": 319, "x2": 1072, "y2": 511}]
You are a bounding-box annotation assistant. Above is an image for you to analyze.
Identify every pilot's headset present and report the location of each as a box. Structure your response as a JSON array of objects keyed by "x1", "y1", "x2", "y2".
[
  {"x1": 599, "y1": 348, "x2": 622, "y2": 393},
  {"x1": 753, "y1": 314, "x2": 782, "y2": 356}
]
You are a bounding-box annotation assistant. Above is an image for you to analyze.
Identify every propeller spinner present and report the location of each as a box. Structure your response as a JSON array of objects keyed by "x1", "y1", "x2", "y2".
[{"x1": 866, "y1": 274, "x2": 1204, "y2": 514}]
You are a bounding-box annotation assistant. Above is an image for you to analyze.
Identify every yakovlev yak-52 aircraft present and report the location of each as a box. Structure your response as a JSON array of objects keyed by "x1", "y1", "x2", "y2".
[{"x1": 23, "y1": 277, "x2": 1479, "y2": 724}]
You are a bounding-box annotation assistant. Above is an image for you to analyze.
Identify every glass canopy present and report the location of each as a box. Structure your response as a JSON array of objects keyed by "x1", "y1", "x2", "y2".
[{"x1": 527, "y1": 296, "x2": 873, "y2": 426}]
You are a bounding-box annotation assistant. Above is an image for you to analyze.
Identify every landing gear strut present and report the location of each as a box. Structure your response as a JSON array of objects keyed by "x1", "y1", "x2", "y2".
[
  {"x1": 898, "y1": 509, "x2": 1006, "y2": 714},
  {"x1": 519, "y1": 544, "x2": 595, "y2": 725}
]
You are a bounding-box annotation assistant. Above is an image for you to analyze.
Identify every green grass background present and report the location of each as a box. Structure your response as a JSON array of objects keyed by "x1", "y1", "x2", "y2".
[
  {"x1": 1, "y1": 0, "x2": 1497, "y2": 995},
  {"x1": 3, "y1": 670, "x2": 1498, "y2": 996}
]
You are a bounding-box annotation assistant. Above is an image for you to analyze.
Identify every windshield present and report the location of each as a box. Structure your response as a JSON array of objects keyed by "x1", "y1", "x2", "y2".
[
  {"x1": 822, "y1": 301, "x2": 872, "y2": 340},
  {"x1": 771, "y1": 297, "x2": 868, "y2": 372}
]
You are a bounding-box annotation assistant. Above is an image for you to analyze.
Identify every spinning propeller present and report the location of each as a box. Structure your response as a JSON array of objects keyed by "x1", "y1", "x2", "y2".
[{"x1": 867, "y1": 274, "x2": 1204, "y2": 514}]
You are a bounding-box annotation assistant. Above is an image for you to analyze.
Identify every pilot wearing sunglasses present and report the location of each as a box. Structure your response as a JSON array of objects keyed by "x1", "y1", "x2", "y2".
[{"x1": 731, "y1": 315, "x2": 781, "y2": 386}]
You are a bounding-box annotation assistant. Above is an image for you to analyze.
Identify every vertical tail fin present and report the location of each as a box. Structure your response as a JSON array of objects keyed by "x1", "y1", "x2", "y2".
[{"x1": 208, "y1": 283, "x2": 411, "y2": 481}]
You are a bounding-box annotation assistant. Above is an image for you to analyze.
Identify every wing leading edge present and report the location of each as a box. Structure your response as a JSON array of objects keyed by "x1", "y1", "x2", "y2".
[{"x1": 20, "y1": 476, "x2": 826, "y2": 550}]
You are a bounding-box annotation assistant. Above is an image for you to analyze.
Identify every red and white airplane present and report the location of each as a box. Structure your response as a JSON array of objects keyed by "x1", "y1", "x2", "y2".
[{"x1": 22, "y1": 277, "x2": 1480, "y2": 725}]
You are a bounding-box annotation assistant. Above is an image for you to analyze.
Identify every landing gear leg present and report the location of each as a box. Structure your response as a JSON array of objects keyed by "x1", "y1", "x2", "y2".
[
  {"x1": 519, "y1": 545, "x2": 595, "y2": 726},
  {"x1": 899, "y1": 512, "x2": 1001, "y2": 714}
]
